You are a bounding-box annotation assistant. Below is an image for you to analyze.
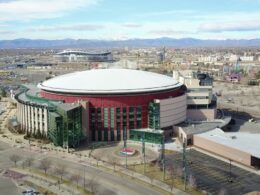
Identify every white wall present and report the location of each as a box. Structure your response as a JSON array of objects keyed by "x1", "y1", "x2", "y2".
[{"x1": 158, "y1": 94, "x2": 187, "y2": 128}]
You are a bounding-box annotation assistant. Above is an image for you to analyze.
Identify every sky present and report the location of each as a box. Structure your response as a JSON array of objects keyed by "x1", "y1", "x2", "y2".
[{"x1": 0, "y1": 0, "x2": 260, "y2": 40}]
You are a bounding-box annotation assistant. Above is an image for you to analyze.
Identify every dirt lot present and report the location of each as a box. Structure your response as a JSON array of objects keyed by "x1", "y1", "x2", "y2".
[{"x1": 214, "y1": 81, "x2": 260, "y2": 117}]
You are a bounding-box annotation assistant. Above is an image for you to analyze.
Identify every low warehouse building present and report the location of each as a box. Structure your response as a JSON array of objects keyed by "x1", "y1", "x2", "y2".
[{"x1": 194, "y1": 129, "x2": 260, "y2": 168}]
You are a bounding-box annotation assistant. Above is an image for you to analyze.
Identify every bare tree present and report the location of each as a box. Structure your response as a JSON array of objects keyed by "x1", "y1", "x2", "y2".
[
  {"x1": 22, "y1": 160, "x2": 26, "y2": 169},
  {"x1": 39, "y1": 159, "x2": 52, "y2": 175},
  {"x1": 95, "y1": 156, "x2": 101, "y2": 167},
  {"x1": 87, "y1": 177, "x2": 99, "y2": 194},
  {"x1": 25, "y1": 157, "x2": 34, "y2": 170},
  {"x1": 167, "y1": 164, "x2": 174, "y2": 181},
  {"x1": 167, "y1": 165, "x2": 175, "y2": 191},
  {"x1": 54, "y1": 164, "x2": 67, "y2": 182},
  {"x1": 70, "y1": 173, "x2": 81, "y2": 188},
  {"x1": 148, "y1": 175, "x2": 154, "y2": 186},
  {"x1": 188, "y1": 174, "x2": 197, "y2": 188},
  {"x1": 176, "y1": 167, "x2": 183, "y2": 179},
  {"x1": 9, "y1": 154, "x2": 22, "y2": 167},
  {"x1": 108, "y1": 156, "x2": 117, "y2": 172}
]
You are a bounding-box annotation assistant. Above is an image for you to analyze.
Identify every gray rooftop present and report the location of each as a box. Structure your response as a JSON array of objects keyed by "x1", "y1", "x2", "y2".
[
  {"x1": 196, "y1": 128, "x2": 260, "y2": 158},
  {"x1": 178, "y1": 118, "x2": 230, "y2": 135}
]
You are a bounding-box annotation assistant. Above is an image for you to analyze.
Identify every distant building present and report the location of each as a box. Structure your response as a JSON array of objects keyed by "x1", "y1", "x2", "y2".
[
  {"x1": 198, "y1": 56, "x2": 218, "y2": 63},
  {"x1": 54, "y1": 50, "x2": 113, "y2": 63},
  {"x1": 240, "y1": 56, "x2": 254, "y2": 62},
  {"x1": 225, "y1": 73, "x2": 241, "y2": 83}
]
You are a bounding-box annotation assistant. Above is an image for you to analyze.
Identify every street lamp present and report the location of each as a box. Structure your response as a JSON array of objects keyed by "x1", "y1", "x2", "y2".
[
  {"x1": 123, "y1": 127, "x2": 127, "y2": 169},
  {"x1": 141, "y1": 133, "x2": 146, "y2": 173},
  {"x1": 229, "y1": 159, "x2": 233, "y2": 183}
]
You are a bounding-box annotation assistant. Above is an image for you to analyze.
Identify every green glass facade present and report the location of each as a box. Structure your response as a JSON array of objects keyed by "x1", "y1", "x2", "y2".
[
  {"x1": 48, "y1": 105, "x2": 83, "y2": 148},
  {"x1": 148, "y1": 102, "x2": 160, "y2": 130},
  {"x1": 129, "y1": 129, "x2": 163, "y2": 144}
]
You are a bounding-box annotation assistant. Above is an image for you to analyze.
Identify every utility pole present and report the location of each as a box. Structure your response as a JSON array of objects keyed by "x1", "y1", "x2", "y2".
[
  {"x1": 161, "y1": 136, "x2": 165, "y2": 180},
  {"x1": 83, "y1": 167, "x2": 86, "y2": 189},
  {"x1": 123, "y1": 127, "x2": 127, "y2": 168},
  {"x1": 141, "y1": 133, "x2": 146, "y2": 173},
  {"x1": 229, "y1": 159, "x2": 233, "y2": 182},
  {"x1": 28, "y1": 138, "x2": 31, "y2": 150},
  {"x1": 182, "y1": 142, "x2": 187, "y2": 191}
]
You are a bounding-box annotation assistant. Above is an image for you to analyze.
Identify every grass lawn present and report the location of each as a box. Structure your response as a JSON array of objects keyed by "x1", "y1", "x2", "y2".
[{"x1": 129, "y1": 163, "x2": 203, "y2": 195}]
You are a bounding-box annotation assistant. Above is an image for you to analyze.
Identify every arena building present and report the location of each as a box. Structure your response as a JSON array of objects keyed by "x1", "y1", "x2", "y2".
[{"x1": 15, "y1": 69, "x2": 187, "y2": 147}]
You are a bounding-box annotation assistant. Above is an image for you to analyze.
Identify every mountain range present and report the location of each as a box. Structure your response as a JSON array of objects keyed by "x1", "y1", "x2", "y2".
[{"x1": 1, "y1": 38, "x2": 260, "y2": 48}]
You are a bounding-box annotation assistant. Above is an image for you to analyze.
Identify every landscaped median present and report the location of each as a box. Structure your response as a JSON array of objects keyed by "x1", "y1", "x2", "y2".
[
  {"x1": 5, "y1": 167, "x2": 91, "y2": 195},
  {"x1": 92, "y1": 159, "x2": 192, "y2": 195},
  {"x1": 128, "y1": 163, "x2": 202, "y2": 195}
]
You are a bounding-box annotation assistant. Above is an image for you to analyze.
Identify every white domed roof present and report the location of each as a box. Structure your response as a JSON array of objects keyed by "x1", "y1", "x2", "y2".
[{"x1": 38, "y1": 69, "x2": 182, "y2": 94}]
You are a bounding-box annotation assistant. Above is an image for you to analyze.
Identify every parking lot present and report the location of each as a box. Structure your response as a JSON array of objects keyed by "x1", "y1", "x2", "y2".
[{"x1": 165, "y1": 149, "x2": 260, "y2": 194}]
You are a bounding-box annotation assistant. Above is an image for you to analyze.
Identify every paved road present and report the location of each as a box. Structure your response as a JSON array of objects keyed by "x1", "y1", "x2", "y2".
[
  {"x1": 0, "y1": 140, "x2": 162, "y2": 195},
  {"x1": 0, "y1": 176, "x2": 19, "y2": 195}
]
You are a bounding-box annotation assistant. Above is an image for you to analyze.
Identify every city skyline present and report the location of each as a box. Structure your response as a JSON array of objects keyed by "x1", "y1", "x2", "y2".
[{"x1": 1, "y1": 0, "x2": 260, "y2": 40}]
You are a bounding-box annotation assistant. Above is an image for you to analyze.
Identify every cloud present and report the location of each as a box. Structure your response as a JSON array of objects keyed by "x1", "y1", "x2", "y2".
[
  {"x1": 26, "y1": 24, "x2": 104, "y2": 32},
  {"x1": 199, "y1": 20, "x2": 260, "y2": 32},
  {"x1": 0, "y1": 30, "x2": 15, "y2": 34},
  {"x1": 149, "y1": 29, "x2": 189, "y2": 36},
  {"x1": 0, "y1": 0, "x2": 99, "y2": 21},
  {"x1": 121, "y1": 23, "x2": 143, "y2": 28},
  {"x1": 134, "y1": 9, "x2": 196, "y2": 18}
]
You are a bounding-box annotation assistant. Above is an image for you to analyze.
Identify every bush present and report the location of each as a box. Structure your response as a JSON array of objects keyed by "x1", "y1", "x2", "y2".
[{"x1": 248, "y1": 80, "x2": 259, "y2": 86}]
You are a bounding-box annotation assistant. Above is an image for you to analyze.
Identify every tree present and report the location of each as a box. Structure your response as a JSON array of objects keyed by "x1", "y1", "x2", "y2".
[
  {"x1": 148, "y1": 175, "x2": 154, "y2": 186},
  {"x1": 25, "y1": 157, "x2": 34, "y2": 170},
  {"x1": 167, "y1": 164, "x2": 174, "y2": 181},
  {"x1": 9, "y1": 154, "x2": 22, "y2": 167},
  {"x1": 108, "y1": 156, "x2": 117, "y2": 172},
  {"x1": 70, "y1": 173, "x2": 81, "y2": 188},
  {"x1": 167, "y1": 165, "x2": 175, "y2": 192},
  {"x1": 176, "y1": 167, "x2": 183, "y2": 179},
  {"x1": 39, "y1": 159, "x2": 52, "y2": 175},
  {"x1": 54, "y1": 164, "x2": 67, "y2": 181},
  {"x1": 87, "y1": 177, "x2": 99, "y2": 194},
  {"x1": 22, "y1": 161, "x2": 26, "y2": 169},
  {"x1": 256, "y1": 71, "x2": 260, "y2": 80},
  {"x1": 188, "y1": 174, "x2": 197, "y2": 188},
  {"x1": 1, "y1": 90, "x2": 7, "y2": 98}
]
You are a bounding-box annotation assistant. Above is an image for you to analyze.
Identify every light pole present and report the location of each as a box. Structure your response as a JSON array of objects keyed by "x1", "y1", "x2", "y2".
[
  {"x1": 123, "y1": 127, "x2": 127, "y2": 169},
  {"x1": 161, "y1": 136, "x2": 165, "y2": 180},
  {"x1": 182, "y1": 142, "x2": 187, "y2": 191},
  {"x1": 141, "y1": 133, "x2": 146, "y2": 173},
  {"x1": 229, "y1": 159, "x2": 233, "y2": 182},
  {"x1": 83, "y1": 166, "x2": 85, "y2": 189}
]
